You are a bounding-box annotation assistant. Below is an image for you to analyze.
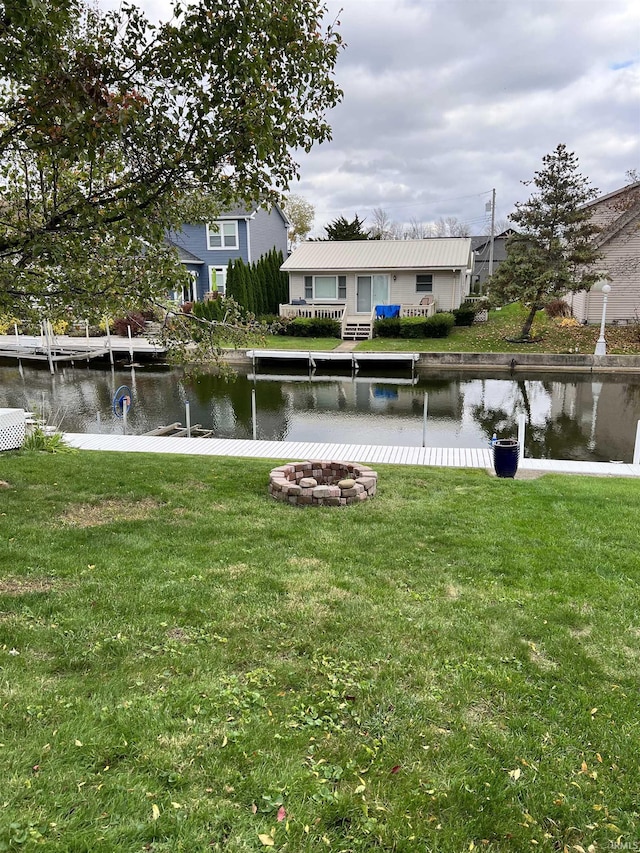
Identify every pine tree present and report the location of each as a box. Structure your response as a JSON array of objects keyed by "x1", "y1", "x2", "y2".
[{"x1": 489, "y1": 144, "x2": 602, "y2": 341}]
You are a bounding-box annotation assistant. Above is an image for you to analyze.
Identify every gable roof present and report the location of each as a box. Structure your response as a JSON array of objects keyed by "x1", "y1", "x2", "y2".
[
  {"x1": 582, "y1": 180, "x2": 640, "y2": 210},
  {"x1": 281, "y1": 238, "x2": 472, "y2": 272},
  {"x1": 166, "y1": 238, "x2": 204, "y2": 264}
]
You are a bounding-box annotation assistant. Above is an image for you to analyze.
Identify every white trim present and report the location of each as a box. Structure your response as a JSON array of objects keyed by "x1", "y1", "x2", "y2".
[
  {"x1": 206, "y1": 220, "x2": 239, "y2": 250},
  {"x1": 208, "y1": 265, "x2": 227, "y2": 295},
  {"x1": 246, "y1": 219, "x2": 251, "y2": 263}
]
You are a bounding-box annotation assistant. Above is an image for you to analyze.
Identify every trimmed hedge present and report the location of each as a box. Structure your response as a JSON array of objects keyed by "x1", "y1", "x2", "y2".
[
  {"x1": 280, "y1": 317, "x2": 341, "y2": 338},
  {"x1": 374, "y1": 313, "x2": 454, "y2": 339}
]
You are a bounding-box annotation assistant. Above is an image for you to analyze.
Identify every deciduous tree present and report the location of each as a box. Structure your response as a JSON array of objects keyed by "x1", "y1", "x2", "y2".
[
  {"x1": 0, "y1": 0, "x2": 342, "y2": 326},
  {"x1": 284, "y1": 194, "x2": 315, "y2": 249}
]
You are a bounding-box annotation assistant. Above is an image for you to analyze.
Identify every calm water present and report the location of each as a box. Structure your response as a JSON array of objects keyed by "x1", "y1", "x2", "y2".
[{"x1": 1, "y1": 361, "x2": 640, "y2": 462}]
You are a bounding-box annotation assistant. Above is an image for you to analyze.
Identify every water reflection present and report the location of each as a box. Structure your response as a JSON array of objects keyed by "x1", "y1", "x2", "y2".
[{"x1": 1, "y1": 361, "x2": 639, "y2": 462}]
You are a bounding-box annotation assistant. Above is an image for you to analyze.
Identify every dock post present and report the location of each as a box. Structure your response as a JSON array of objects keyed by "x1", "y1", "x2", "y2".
[
  {"x1": 127, "y1": 325, "x2": 134, "y2": 363},
  {"x1": 633, "y1": 421, "x2": 640, "y2": 466},
  {"x1": 85, "y1": 321, "x2": 91, "y2": 361},
  {"x1": 517, "y1": 413, "x2": 526, "y2": 461},
  {"x1": 45, "y1": 320, "x2": 54, "y2": 376},
  {"x1": 14, "y1": 322, "x2": 19, "y2": 349},
  {"x1": 122, "y1": 400, "x2": 128, "y2": 435},
  {"x1": 251, "y1": 388, "x2": 257, "y2": 440},
  {"x1": 97, "y1": 411, "x2": 101, "y2": 433},
  {"x1": 105, "y1": 316, "x2": 114, "y2": 366},
  {"x1": 422, "y1": 393, "x2": 428, "y2": 448},
  {"x1": 185, "y1": 401, "x2": 191, "y2": 438}
]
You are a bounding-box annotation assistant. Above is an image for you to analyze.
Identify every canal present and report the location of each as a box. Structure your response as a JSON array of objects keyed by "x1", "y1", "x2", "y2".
[{"x1": 1, "y1": 362, "x2": 639, "y2": 462}]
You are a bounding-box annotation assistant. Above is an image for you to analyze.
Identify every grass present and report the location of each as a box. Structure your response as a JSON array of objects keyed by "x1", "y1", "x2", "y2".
[
  {"x1": 259, "y1": 336, "x2": 341, "y2": 351},
  {"x1": 358, "y1": 304, "x2": 640, "y2": 354},
  {"x1": 1, "y1": 451, "x2": 639, "y2": 851},
  {"x1": 256, "y1": 304, "x2": 640, "y2": 355}
]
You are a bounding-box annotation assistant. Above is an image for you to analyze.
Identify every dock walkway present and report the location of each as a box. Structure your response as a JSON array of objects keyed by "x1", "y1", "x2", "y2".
[{"x1": 62, "y1": 433, "x2": 640, "y2": 478}]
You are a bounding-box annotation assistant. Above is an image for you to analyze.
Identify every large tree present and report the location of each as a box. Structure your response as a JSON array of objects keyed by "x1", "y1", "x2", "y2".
[
  {"x1": 0, "y1": 0, "x2": 342, "y2": 323},
  {"x1": 489, "y1": 144, "x2": 602, "y2": 340}
]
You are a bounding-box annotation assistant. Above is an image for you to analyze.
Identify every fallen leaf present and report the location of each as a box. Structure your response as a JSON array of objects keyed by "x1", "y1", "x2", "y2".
[
  {"x1": 151, "y1": 804, "x2": 160, "y2": 821},
  {"x1": 277, "y1": 806, "x2": 286, "y2": 822},
  {"x1": 258, "y1": 832, "x2": 275, "y2": 846},
  {"x1": 390, "y1": 765, "x2": 401, "y2": 775},
  {"x1": 508, "y1": 768, "x2": 521, "y2": 781}
]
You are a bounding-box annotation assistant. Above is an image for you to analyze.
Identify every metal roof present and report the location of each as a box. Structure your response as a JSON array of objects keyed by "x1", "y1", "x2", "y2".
[{"x1": 281, "y1": 239, "x2": 472, "y2": 271}]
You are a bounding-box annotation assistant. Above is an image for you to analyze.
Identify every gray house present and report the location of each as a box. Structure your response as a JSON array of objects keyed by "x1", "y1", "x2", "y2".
[
  {"x1": 166, "y1": 205, "x2": 289, "y2": 302},
  {"x1": 470, "y1": 229, "x2": 517, "y2": 292},
  {"x1": 280, "y1": 238, "x2": 474, "y2": 340}
]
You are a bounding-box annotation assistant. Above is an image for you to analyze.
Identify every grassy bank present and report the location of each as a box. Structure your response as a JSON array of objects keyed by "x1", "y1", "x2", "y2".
[
  {"x1": 1, "y1": 452, "x2": 639, "y2": 851},
  {"x1": 256, "y1": 304, "x2": 640, "y2": 355}
]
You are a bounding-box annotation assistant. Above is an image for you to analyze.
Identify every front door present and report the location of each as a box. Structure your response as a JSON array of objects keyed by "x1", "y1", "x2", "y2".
[{"x1": 356, "y1": 275, "x2": 389, "y2": 313}]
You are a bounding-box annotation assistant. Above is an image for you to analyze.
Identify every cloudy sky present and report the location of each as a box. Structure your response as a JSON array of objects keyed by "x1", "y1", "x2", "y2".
[{"x1": 111, "y1": 0, "x2": 639, "y2": 236}]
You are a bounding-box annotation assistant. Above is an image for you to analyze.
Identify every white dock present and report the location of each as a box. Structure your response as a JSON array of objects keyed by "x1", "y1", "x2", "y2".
[
  {"x1": 246, "y1": 350, "x2": 419, "y2": 372},
  {"x1": 61, "y1": 433, "x2": 640, "y2": 478}
]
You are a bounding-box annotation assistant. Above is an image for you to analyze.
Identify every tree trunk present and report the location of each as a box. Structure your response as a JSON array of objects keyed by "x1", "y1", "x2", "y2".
[{"x1": 519, "y1": 303, "x2": 539, "y2": 340}]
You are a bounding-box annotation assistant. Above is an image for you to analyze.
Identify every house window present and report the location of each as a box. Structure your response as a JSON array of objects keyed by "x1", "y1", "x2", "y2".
[
  {"x1": 209, "y1": 266, "x2": 227, "y2": 295},
  {"x1": 416, "y1": 274, "x2": 433, "y2": 293},
  {"x1": 303, "y1": 275, "x2": 347, "y2": 300},
  {"x1": 207, "y1": 220, "x2": 238, "y2": 250}
]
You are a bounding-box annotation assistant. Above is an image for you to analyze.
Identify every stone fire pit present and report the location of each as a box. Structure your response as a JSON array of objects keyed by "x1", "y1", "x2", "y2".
[{"x1": 269, "y1": 460, "x2": 378, "y2": 506}]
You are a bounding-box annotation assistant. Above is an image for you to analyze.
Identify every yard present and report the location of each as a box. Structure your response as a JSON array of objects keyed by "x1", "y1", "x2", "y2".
[
  {"x1": 261, "y1": 304, "x2": 640, "y2": 355},
  {"x1": 1, "y1": 451, "x2": 639, "y2": 851}
]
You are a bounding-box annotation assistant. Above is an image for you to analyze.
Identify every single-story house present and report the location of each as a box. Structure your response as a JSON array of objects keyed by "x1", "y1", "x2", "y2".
[
  {"x1": 570, "y1": 181, "x2": 640, "y2": 324},
  {"x1": 280, "y1": 238, "x2": 474, "y2": 339},
  {"x1": 166, "y1": 204, "x2": 289, "y2": 303}
]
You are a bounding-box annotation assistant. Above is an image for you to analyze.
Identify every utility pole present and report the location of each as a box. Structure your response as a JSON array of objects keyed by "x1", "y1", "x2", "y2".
[{"x1": 488, "y1": 187, "x2": 496, "y2": 281}]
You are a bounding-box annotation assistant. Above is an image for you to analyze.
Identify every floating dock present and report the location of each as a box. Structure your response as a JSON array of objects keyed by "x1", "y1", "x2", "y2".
[{"x1": 246, "y1": 349, "x2": 419, "y2": 373}]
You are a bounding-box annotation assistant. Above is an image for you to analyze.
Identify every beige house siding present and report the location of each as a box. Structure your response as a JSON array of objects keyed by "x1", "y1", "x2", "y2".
[
  {"x1": 572, "y1": 214, "x2": 640, "y2": 323},
  {"x1": 288, "y1": 269, "x2": 467, "y2": 314}
]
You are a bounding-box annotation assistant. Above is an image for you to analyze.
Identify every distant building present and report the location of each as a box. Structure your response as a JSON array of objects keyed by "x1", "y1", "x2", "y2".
[{"x1": 470, "y1": 229, "x2": 517, "y2": 292}]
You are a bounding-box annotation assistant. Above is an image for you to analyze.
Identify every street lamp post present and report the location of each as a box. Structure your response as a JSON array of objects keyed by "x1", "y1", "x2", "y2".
[{"x1": 594, "y1": 282, "x2": 611, "y2": 356}]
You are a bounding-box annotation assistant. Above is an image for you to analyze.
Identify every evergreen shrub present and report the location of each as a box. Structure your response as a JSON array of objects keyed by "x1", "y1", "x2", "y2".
[{"x1": 285, "y1": 317, "x2": 341, "y2": 337}]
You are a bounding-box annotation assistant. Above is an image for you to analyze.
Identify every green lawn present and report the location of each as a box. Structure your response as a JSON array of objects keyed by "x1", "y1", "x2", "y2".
[
  {"x1": 1, "y1": 451, "x2": 639, "y2": 851},
  {"x1": 358, "y1": 304, "x2": 640, "y2": 354},
  {"x1": 257, "y1": 304, "x2": 640, "y2": 356}
]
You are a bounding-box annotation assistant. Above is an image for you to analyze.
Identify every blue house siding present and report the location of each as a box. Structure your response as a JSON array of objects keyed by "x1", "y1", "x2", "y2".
[
  {"x1": 168, "y1": 221, "x2": 249, "y2": 301},
  {"x1": 167, "y1": 205, "x2": 289, "y2": 302},
  {"x1": 248, "y1": 207, "x2": 288, "y2": 261}
]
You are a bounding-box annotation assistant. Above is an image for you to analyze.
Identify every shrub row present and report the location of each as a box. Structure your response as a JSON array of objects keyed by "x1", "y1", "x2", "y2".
[
  {"x1": 277, "y1": 317, "x2": 341, "y2": 338},
  {"x1": 374, "y1": 313, "x2": 455, "y2": 339}
]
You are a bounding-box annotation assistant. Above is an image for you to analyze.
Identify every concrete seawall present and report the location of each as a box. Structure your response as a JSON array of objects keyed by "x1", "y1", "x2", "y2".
[{"x1": 415, "y1": 352, "x2": 640, "y2": 372}]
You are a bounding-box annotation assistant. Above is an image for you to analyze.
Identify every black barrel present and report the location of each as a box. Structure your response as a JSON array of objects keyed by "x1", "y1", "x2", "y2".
[{"x1": 493, "y1": 439, "x2": 519, "y2": 478}]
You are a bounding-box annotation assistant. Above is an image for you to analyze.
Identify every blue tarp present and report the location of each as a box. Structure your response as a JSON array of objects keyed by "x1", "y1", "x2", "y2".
[{"x1": 375, "y1": 304, "x2": 401, "y2": 319}]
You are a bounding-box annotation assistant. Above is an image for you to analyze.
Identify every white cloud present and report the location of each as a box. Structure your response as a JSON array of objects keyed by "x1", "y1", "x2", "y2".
[{"x1": 102, "y1": 0, "x2": 640, "y2": 234}]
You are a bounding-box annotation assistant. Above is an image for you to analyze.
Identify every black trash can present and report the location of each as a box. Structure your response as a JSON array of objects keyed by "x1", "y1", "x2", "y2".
[{"x1": 493, "y1": 439, "x2": 520, "y2": 478}]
